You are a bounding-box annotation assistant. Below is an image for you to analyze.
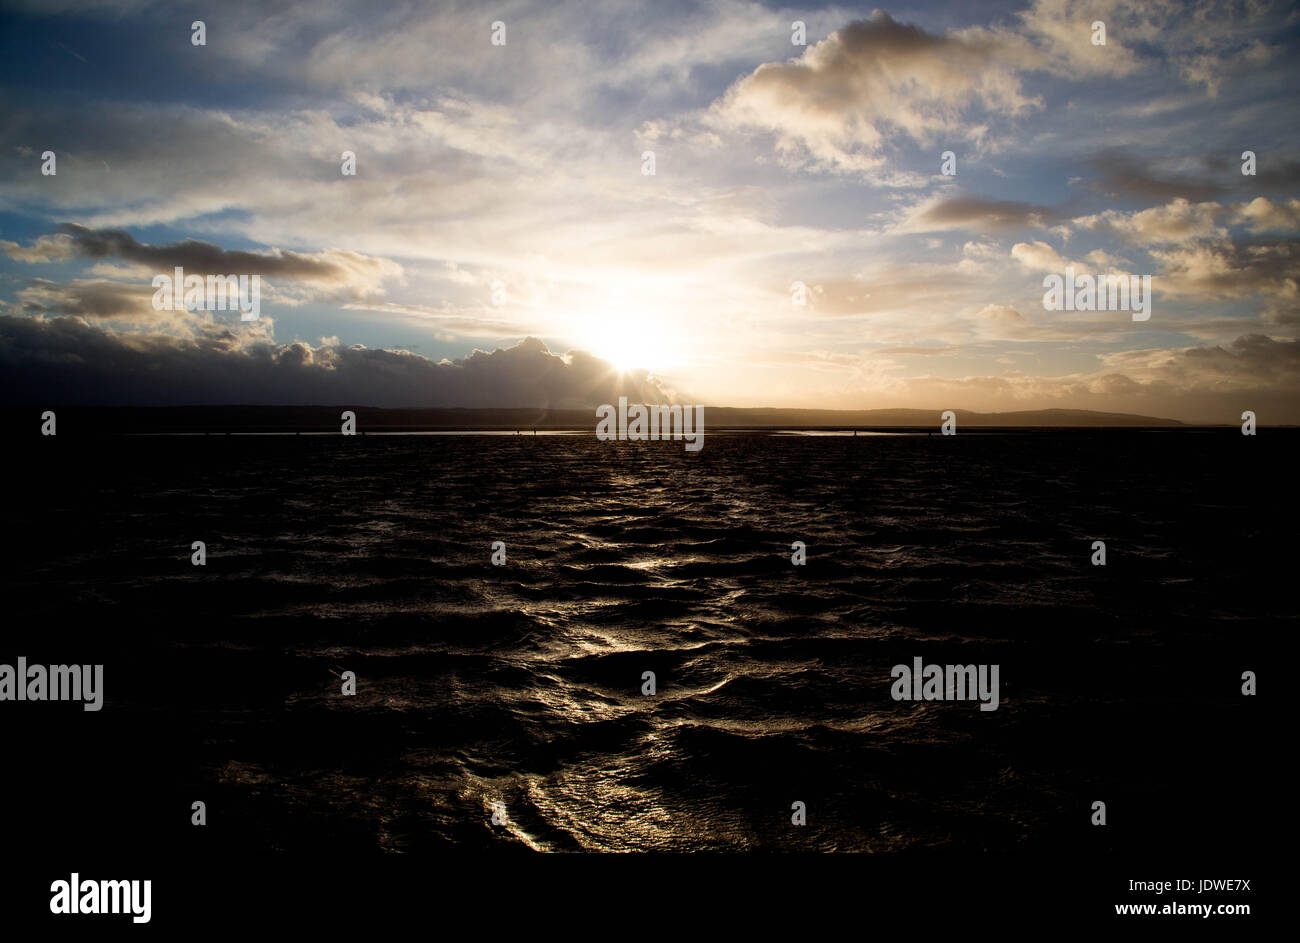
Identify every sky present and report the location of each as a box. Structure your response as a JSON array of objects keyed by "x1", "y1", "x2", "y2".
[{"x1": 1, "y1": 0, "x2": 1298, "y2": 422}]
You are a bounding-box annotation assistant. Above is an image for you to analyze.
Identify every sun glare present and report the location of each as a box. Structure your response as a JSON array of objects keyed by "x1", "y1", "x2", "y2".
[{"x1": 586, "y1": 316, "x2": 676, "y2": 373}]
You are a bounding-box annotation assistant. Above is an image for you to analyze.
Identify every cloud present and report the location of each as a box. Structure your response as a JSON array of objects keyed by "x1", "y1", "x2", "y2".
[
  {"x1": 1016, "y1": 0, "x2": 1145, "y2": 79},
  {"x1": 1011, "y1": 240, "x2": 1093, "y2": 275},
  {"x1": 872, "y1": 346, "x2": 962, "y2": 356},
  {"x1": 1150, "y1": 236, "x2": 1300, "y2": 303},
  {"x1": 0, "y1": 317, "x2": 678, "y2": 408},
  {"x1": 802, "y1": 333, "x2": 1300, "y2": 422},
  {"x1": 974, "y1": 303, "x2": 1031, "y2": 338},
  {"x1": 339, "y1": 301, "x2": 543, "y2": 339},
  {"x1": 1233, "y1": 197, "x2": 1300, "y2": 233},
  {"x1": 12, "y1": 225, "x2": 401, "y2": 296},
  {"x1": 14, "y1": 277, "x2": 160, "y2": 320},
  {"x1": 904, "y1": 195, "x2": 1062, "y2": 233},
  {"x1": 1018, "y1": 0, "x2": 1287, "y2": 94},
  {"x1": 1074, "y1": 199, "x2": 1229, "y2": 245},
  {"x1": 1100, "y1": 333, "x2": 1300, "y2": 392},
  {"x1": 0, "y1": 233, "x2": 79, "y2": 263},
  {"x1": 710, "y1": 11, "x2": 1041, "y2": 176},
  {"x1": 3, "y1": 227, "x2": 405, "y2": 314},
  {"x1": 1084, "y1": 152, "x2": 1228, "y2": 202},
  {"x1": 787, "y1": 262, "x2": 986, "y2": 320},
  {"x1": 1059, "y1": 199, "x2": 1300, "y2": 322}
]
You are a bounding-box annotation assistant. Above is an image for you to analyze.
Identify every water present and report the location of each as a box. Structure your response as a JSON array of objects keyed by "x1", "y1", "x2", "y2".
[{"x1": 5, "y1": 432, "x2": 1282, "y2": 853}]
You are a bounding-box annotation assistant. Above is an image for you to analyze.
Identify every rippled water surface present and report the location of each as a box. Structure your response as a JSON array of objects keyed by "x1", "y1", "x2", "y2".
[{"x1": 7, "y1": 432, "x2": 1282, "y2": 852}]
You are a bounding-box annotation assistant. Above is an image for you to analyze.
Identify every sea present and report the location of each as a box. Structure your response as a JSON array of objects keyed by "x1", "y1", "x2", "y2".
[{"x1": 4, "y1": 431, "x2": 1283, "y2": 854}]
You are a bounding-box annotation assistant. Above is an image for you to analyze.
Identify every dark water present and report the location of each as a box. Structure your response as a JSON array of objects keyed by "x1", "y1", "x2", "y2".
[{"x1": 4, "y1": 432, "x2": 1283, "y2": 853}]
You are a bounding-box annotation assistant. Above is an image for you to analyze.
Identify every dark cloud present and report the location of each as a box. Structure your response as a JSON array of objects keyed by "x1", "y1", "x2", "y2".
[
  {"x1": 917, "y1": 196, "x2": 1061, "y2": 230},
  {"x1": 1154, "y1": 234, "x2": 1300, "y2": 299},
  {"x1": 0, "y1": 317, "x2": 677, "y2": 408},
  {"x1": 17, "y1": 277, "x2": 155, "y2": 319},
  {"x1": 52, "y1": 224, "x2": 387, "y2": 282},
  {"x1": 1176, "y1": 333, "x2": 1300, "y2": 387},
  {"x1": 1085, "y1": 152, "x2": 1228, "y2": 202},
  {"x1": 1086, "y1": 151, "x2": 1300, "y2": 203},
  {"x1": 1100, "y1": 334, "x2": 1300, "y2": 406}
]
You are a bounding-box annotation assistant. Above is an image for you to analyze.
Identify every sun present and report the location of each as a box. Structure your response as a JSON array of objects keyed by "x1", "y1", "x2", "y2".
[{"x1": 585, "y1": 316, "x2": 675, "y2": 373}]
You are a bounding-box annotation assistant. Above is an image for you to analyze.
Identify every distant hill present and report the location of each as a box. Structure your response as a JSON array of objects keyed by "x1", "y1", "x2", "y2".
[
  {"x1": 697, "y1": 407, "x2": 1182, "y2": 428},
  {"x1": 6, "y1": 404, "x2": 1185, "y2": 433}
]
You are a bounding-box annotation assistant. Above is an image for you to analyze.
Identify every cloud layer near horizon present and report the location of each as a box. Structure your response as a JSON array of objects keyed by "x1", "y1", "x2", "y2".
[
  {"x1": 5, "y1": 315, "x2": 1297, "y2": 423},
  {"x1": 0, "y1": 316, "x2": 676, "y2": 408}
]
